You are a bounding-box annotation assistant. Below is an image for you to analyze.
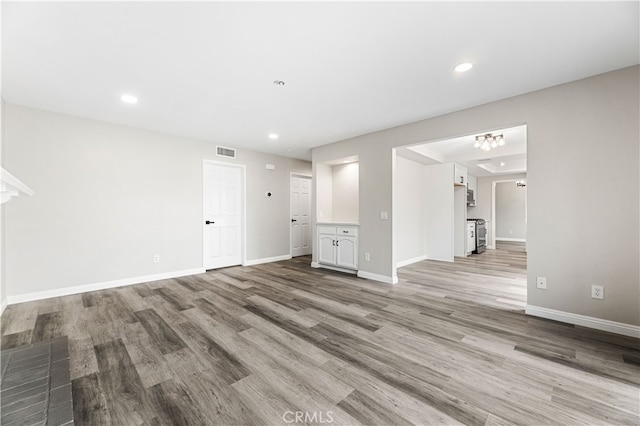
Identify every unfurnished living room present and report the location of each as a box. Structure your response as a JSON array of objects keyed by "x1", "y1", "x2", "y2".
[{"x1": 0, "y1": 2, "x2": 638, "y2": 425}]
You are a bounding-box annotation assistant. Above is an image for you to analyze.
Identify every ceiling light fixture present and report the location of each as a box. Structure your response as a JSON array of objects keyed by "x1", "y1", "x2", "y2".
[
  {"x1": 268, "y1": 133, "x2": 279, "y2": 140},
  {"x1": 454, "y1": 62, "x2": 473, "y2": 73},
  {"x1": 120, "y1": 94, "x2": 138, "y2": 104},
  {"x1": 273, "y1": 80, "x2": 285, "y2": 86},
  {"x1": 474, "y1": 133, "x2": 505, "y2": 151}
]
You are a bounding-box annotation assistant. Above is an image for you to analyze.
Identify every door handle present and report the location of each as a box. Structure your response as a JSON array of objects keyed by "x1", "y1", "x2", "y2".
[
  {"x1": 205, "y1": 220, "x2": 215, "y2": 225},
  {"x1": 291, "y1": 219, "x2": 297, "y2": 222}
]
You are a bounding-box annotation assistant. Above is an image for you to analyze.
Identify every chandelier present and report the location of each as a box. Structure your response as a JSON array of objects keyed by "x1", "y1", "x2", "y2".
[{"x1": 474, "y1": 133, "x2": 505, "y2": 151}]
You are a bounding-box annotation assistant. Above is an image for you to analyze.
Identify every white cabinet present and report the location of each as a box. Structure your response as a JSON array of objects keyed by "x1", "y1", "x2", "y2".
[
  {"x1": 317, "y1": 225, "x2": 358, "y2": 270},
  {"x1": 468, "y1": 174, "x2": 477, "y2": 194},
  {"x1": 454, "y1": 164, "x2": 467, "y2": 186}
]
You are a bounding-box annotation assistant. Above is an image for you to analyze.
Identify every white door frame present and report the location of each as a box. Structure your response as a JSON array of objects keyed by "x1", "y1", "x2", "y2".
[
  {"x1": 202, "y1": 159, "x2": 246, "y2": 268},
  {"x1": 290, "y1": 172, "x2": 312, "y2": 257},
  {"x1": 491, "y1": 178, "x2": 527, "y2": 250}
]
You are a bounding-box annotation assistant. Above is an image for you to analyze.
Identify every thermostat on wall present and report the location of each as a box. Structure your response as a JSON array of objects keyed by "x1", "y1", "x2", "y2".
[{"x1": 265, "y1": 164, "x2": 276, "y2": 170}]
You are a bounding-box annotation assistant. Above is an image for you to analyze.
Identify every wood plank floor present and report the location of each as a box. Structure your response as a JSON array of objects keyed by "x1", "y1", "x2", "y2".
[{"x1": 2, "y1": 242, "x2": 639, "y2": 425}]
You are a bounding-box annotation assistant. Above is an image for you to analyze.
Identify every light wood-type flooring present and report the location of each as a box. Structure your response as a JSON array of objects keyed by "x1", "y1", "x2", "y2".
[{"x1": 1, "y1": 242, "x2": 639, "y2": 425}]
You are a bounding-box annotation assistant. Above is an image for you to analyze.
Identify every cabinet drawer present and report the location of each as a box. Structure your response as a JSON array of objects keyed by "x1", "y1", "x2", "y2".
[
  {"x1": 318, "y1": 225, "x2": 337, "y2": 235},
  {"x1": 336, "y1": 226, "x2": 358, "y2": 236}
]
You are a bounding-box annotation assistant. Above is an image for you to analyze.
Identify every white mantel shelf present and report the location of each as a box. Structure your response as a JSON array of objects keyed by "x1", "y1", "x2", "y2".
[{"x1": 1, "y1": 167, "x2": 34, "y2": 204}]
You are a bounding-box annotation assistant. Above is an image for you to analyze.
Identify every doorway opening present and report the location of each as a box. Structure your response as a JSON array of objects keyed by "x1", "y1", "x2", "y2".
[{"x1": 392, "y1": 124, "x2": 528, "y2": 307}]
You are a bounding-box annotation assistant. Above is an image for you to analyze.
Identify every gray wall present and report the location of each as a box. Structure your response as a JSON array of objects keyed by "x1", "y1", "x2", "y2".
[
  {"x1": 313, "y1": 66, "x2": 639, "y2": 326},
  {"x1": 394, "y1": 155, "x2": 427, "y2": 264},
  {"x1": 3, "y1": 104, "x2": 311, "y2": 297},
  {"x1": 496, "y1": 180, "x2": 527, "y2": 240}
]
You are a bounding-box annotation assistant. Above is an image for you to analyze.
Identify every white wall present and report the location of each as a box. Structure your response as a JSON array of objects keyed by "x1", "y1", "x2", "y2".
[
  {"x1": 496, "y1": 180, "x2": 527, "y2": 241},
  {"x1": 315, "y1": 163, "x2": 333, "y2": 221},
  {"x1": 3, "y1": 104, "x2": 311, "y2": 299},
  {"x1": 331, "y1": 162, "x2": 359, "y2": 223},
  {"x1": 313, "y1": 66, "x2": 639, "y2": 328},
  {"x1": 0, "y1": 98, "x2": 6, "y2": 313},
  {"x1": 394, "y1": 155, "x2": 427, "y2": 265},
  {"x1": 425, "y1": 163, "x2": 454, "y2": 262}
]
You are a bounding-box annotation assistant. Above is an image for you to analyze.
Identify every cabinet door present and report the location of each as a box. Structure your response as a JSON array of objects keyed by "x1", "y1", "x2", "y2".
[
  {"x1": 454, "y1": 164, "x2": 467, "y2": 186},
  {"x1": 318, "y1": 235, "x2": 336, "y2": 265},
  {"x1": 336, "y1": 236, "x2": 357, "y2": 269}
]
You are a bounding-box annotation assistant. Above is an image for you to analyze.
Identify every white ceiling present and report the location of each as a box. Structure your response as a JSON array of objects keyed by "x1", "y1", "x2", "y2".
[
  {"x1": 401, "y1": 125, "x2": 527, "y2": 177},
  {"x1": 2, "y1": 2, "x2": 638, "y2": 161}
]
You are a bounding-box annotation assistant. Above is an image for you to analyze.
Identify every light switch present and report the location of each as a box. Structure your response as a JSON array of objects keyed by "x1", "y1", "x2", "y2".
[{"x1": 380, "y1": 211, "x2": 389, "y2": 220}]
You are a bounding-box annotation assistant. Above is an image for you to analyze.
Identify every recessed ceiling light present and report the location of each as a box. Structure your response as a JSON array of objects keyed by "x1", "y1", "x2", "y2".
[
  {"x1": 454, "y1": 62, "x2": 473, "y2": 73},
  {"x1": 500, "y1": 162, "x2": 506, "y2": 167},
  {"x1": 268, "y1": 133, "x2": 279, "y2": 140},
  {"x1": 121, "y1": 94, "x2": 138, "y2": 104}
]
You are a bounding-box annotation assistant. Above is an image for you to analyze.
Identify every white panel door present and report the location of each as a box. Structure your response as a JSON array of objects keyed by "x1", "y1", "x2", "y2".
[
  {"x1": 203, "y1": 162, "x2": 243, "y2": 269},
  {"x1": 291, "y1": 176, "x2": 312, "y2": 257}
]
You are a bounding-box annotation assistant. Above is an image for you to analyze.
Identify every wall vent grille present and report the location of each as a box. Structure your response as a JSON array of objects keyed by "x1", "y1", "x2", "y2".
[{"x1": 216, "y1": 146, "x2": 236, "y2": 158}]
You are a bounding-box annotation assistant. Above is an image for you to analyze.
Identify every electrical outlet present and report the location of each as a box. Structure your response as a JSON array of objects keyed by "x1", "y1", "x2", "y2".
[
  {"x1": 591, "y1": 285, "x2": 604, "y2": 300},
  {"x1": 153, "y1": 255, "x2": 160, "y2": 263},
  {"x1": 365, "y1": 253, "x2": 371, "y2": 261},
  {"x1": 536, "y1": 276, "x2": 547, "y2": 289}
]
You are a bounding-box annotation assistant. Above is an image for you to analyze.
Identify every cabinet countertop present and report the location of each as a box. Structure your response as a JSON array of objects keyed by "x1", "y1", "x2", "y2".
[{"x1": 316, "y1": 221, "x2": 359, "y2": 226}]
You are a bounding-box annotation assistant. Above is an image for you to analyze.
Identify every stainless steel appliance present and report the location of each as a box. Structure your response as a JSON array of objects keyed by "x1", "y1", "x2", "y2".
[
  {"x1": 467, "y1": 218, "x2": 486, "y2": 254},
  {"x1": 467, "y1": 189, "x2": 476, "y2": 206}
]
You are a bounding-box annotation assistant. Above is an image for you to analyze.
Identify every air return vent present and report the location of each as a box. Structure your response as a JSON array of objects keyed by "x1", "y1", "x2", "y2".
[{"x1": 216, "y1": 146, "x2": 236, "y2": 158}]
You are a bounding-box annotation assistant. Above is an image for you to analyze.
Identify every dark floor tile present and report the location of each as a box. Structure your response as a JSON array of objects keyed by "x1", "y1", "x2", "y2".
[
  {"x1": 0, "y1": 380, "x2": 48, "y2": 407},
  {"x1": 0, "y1": 377, "x2": 48, "y2": 402},
  {"x1": 51, "y1": 358, "x2": 71, "y2": 389},
  {"x1": 0, "y1": 400, "x2": 46, "y2": 425}
]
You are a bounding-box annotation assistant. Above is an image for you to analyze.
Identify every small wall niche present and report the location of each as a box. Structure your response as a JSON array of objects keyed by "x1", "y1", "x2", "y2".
[{"x1": 316, "y1": 156, "x2": 359, "y2": 223}]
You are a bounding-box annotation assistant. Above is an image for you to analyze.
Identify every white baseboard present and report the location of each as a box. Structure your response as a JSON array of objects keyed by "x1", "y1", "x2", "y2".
[
  {"x1": 1, "y1": 297, "x2": 7, "y2": 315},
  {"x1": 526, "y1": 305, "x2": 640, "y2": 338},
  {"x1": 426, "y1": 255, "x2": 454, "y2": 263},
  {"x1": 6, "y1": 268, "x2": 205, "y2": 306},
  {"x1": 357, "y1": 270, "x2": 398, "y2": 285},
  {"x1": 314, "y1": 263, "x2": 357, "y2": 275},
  {"x1": 243, "y1": 254, "x2": 291, "y2": 266},
  {"x1": 496, "y1": 237, "x2": 526, "y2": 242},
  {"x1": 396, "y1": 254, "x2": 428, "y2": 268}
]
